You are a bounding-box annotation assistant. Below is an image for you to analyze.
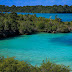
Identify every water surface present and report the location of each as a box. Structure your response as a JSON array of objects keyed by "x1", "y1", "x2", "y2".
[{"x1": 0, "y1": 33, "x2": 72, "y2": 69}]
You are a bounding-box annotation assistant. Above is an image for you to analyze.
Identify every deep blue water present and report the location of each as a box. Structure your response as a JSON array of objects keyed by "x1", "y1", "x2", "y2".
[
  {"x1": 1, "y1": 12, "x2": 72, "y2": 22},
  {"x1": 0, "y1": 33, "x2": 72, "y2": 69}
]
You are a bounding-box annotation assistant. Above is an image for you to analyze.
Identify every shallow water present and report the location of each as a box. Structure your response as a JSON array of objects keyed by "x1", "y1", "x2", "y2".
[
  {"x1": 2, "y1": 12, "x2": 72, "y2": 22},
  {"x1": 0, "y1": 33, "x2": 72, "y2": 69}
]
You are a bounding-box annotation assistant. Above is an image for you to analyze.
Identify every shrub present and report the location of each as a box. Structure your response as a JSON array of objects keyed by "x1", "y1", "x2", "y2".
[{"x1": 0, "y1": 57, "x2": 71, "y2": 72}]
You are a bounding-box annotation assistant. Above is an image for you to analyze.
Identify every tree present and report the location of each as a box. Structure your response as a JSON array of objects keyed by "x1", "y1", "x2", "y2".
[
  {"x1": 36, "y1": 21, "x2": 45, "y2": 30},
  {"x1": 19, "y1": 21, "x2": 33, "y2": 34},
  {"x1": 4, "y1": 19, "x2": 10, "y2": 31},
  {"x1": 57, "y1": 25, "x2": 69, "y2": 33},
  {"x1": 0, "y1": 21, "x2": 4, "y2": 32}
]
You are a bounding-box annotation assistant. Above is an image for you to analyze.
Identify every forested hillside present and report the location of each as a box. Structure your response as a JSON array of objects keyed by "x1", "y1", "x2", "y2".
[{"x1": 0, "y1": 5, "x2": 72, "y2": 13}]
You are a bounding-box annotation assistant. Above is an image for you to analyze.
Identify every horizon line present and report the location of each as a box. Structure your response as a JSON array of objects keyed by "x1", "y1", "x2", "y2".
[{"x1": 0, "y1": 4, "x2": 72, "y2": 7}]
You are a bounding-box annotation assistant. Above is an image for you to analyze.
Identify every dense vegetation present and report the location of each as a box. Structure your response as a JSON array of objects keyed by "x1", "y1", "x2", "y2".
[
  {"x1": 0, "y1": 57, "x2": 70, "y2": 72},
  {"x1": 0, "y1": 12, "x2": 72, "y2": 39},
  {"x1": 0, "y1": 5, "x2": 72, "y2": 13}
]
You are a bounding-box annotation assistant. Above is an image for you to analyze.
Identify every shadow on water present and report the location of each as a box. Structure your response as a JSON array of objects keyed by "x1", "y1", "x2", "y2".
[
  {"x1": 50, "y1": 32, "x2": 72, "y2": 45},
  {"x1": 0, "y1": 32, "x2": 39, "y2": 41}
]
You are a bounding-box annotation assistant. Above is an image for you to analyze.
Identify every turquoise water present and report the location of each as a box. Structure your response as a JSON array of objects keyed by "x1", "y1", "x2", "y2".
[
  {"x1": 2, "y1": 12, "x2": 72, "y2": 22},
  {"x1": 0, "y1": 33, "x2": 72, "y2": 68}
]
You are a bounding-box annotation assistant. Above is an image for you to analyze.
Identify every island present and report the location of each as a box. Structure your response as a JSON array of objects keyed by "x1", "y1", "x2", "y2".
[{"x1": 0, "y1": 5, "x2": 72, "y2": 13}]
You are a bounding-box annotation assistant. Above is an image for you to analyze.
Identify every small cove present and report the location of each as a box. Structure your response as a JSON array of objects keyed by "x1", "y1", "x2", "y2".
[{"x1": 0, "y1": 33, "x2": 72, "y2": 69}]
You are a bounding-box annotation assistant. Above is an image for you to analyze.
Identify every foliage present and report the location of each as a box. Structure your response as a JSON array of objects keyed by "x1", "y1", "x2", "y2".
[
  {"x1": 0, "y1": 12, "x2": 72, "y2": 39},
  {"x1": 0, "y1": 57, "x2": 70, "y2": 72},
  {"x1": 0, "y1": 5, "x2": 72, "y2": 13}
]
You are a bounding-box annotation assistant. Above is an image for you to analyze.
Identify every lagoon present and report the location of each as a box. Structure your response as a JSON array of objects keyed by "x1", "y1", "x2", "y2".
[{"x1": 0, "y1": 33, "x2": 72, "y2": 68}]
